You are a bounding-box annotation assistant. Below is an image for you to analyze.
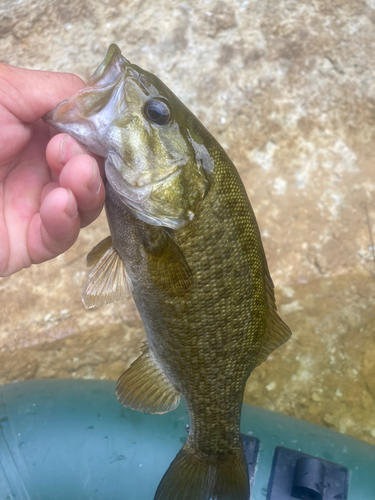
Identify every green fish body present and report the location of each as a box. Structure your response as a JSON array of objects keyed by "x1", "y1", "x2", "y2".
[{"x1": 44, "y1": 45, "x2": 291, "y2": 500}]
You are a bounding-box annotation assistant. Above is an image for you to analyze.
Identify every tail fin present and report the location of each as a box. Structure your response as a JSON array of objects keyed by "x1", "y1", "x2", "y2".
[{"x1": 154, "y1": 445, "x2": 249, "y2": 500}]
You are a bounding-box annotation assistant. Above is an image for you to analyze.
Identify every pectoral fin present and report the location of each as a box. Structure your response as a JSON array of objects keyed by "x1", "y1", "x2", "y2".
[
  {"x1": 116, "y1": 343, "x2": 181, "y2": 414},
  {"x1": 146, "y1": 230, "x2": 193, "y2": 294},
  {"x1": 82, "y1": 236, "x2": 132, "y2": 309}
]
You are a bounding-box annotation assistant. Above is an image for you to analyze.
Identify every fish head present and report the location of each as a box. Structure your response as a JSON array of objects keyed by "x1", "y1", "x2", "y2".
[{"x1": 44, "y1": 44, "x2": 211, "y2": 229}]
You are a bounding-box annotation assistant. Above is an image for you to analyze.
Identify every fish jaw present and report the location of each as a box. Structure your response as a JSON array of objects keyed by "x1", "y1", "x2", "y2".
[
  {"x1": 43, "y1": 44, "x2": 129, "y2": 157},
  {"x1": 43, "y1": 97, "x2": 108, "y2": 156}
]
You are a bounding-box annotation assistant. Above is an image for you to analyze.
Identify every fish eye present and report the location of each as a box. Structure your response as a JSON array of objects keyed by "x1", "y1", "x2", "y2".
[{"x1": 144, "y1": 99, "x2": 171, "y2": 125}]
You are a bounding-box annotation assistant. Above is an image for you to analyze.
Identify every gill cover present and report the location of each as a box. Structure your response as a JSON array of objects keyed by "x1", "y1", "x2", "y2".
[{"x1": 44, "y1": 44, "x2": 209, "y2": 229}]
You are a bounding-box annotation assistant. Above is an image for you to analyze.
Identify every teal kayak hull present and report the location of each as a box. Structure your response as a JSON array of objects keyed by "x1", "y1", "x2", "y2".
[{"x1": 0, "y1": 379, "x2": 373, "y2": 499}]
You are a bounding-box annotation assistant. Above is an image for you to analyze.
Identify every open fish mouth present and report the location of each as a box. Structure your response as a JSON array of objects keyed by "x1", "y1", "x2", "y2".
[
  {"x1": 43, "y1": 47, "x2": 130, "y2": 157},
  {"x1": 43, "y1": 101, "x2": 106, "y2": 156}
]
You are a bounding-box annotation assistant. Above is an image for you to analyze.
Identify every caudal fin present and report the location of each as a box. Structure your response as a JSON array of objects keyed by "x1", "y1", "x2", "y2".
[{"x1": 154, "y1": 445, "x2": 249, "y2": 500}]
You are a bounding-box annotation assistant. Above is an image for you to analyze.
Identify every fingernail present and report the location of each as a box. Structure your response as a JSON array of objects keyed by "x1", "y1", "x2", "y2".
[
  {"x1": 60, "y1": 135, "x2": 87, "y2": 165},
  {"x1": 65, "y1": 189, "x2": 78, "y2": 218},
  {"x1": 88, "y1": 160, "x2": 101, "y2": 194},
  {"x1": 59, "y1": 134, "x2": 69, "y2": 165}
]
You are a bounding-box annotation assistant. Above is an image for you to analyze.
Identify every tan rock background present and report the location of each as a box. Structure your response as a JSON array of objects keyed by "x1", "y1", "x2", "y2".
[{"x1": 0, "y1": 0, "x2": 374, "y2": 444}]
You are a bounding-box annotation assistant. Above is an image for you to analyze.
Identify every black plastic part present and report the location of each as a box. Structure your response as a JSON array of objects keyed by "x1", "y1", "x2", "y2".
[
  {"x1": 241, "y1": 434, "x2": 260, "y2": 489},
  {"x1": 292, "y1": 457, "x2": 326, "y2": 500},
  {"x1": 266, "y1": 446, "x2": 349, "y2": 500}
]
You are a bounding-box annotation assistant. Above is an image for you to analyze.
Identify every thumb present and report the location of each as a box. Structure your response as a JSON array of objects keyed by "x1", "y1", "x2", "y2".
[{"x1": 0, "y1": 63, "x2": 85, "y2": 123}]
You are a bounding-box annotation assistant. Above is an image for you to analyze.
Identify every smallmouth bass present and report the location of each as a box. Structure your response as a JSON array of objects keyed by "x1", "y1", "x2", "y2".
[{"x1": 44, "y1": 44, "x2": 291, "y2": 500}]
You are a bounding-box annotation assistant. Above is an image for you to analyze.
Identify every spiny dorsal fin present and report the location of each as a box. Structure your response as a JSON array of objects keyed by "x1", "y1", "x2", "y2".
[
  {"x1": 116, "y1": 343, "x2": 181, "y2": 414},
  {"x1": 81, "y1": 236, "x2": 132, "y2": 309},
  {"x1": 256, "y1": 256, "x2": 292, "y2": 366},
  {"x1": 147, "y1": 231, "x2": 193, "y2": 294}
]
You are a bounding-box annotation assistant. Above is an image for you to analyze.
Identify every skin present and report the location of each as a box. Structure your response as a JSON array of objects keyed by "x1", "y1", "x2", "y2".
[{"x1": 0, "y1": 64, "x2": 105, "y2": 277}]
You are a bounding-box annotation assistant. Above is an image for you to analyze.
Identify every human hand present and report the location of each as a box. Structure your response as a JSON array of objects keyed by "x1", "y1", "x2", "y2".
[{"x1": 0, "y1": 64, "x2": 105, "y2": 277}]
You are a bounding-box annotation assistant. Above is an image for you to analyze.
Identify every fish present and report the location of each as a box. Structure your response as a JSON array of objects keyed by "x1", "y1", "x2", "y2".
[{"x1": 44, "y1": 44, "x2": 292, "y2": 500}]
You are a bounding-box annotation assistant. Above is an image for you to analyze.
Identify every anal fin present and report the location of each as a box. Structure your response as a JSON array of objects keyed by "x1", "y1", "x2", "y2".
[
  {"x1": 82, "y1": 236, "x2": 132, "y2": 309},
  {"x1": 116, "y1": 343, "x2": 181, "y2": 414}
]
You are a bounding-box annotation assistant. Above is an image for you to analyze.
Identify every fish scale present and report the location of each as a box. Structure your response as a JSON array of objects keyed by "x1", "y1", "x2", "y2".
[{"x1": 44, "y1": 43, "x2": 291, "y2": 500}]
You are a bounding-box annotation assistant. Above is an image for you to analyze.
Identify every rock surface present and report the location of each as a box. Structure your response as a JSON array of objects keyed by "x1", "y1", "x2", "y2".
[{"x1": 0, "y1": 0, "x2": 374, "y2": 444}]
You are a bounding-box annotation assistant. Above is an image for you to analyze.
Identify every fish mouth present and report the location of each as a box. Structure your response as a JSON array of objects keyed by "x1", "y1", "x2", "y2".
[
  {"x1": 86, "y1": 44, "x2": 128, "y2": 87},
  {"x1": 43, "y1": 44, "x2": 130, "y2": 157},
  {"x1": 43, "y1": 100, "x2": 108, "y2": 157}
]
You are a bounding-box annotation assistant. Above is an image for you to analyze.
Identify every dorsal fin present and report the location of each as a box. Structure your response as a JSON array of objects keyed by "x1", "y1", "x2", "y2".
[
  {"x1": 81, "y1": 236, "x2": 132, "y2": 309},
  {"x1": 256, "y1": 255, "x2": 292, "y2": 365},
  {"x1": 116, "y1": 342, "x2": 181, "y2": 414}
]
